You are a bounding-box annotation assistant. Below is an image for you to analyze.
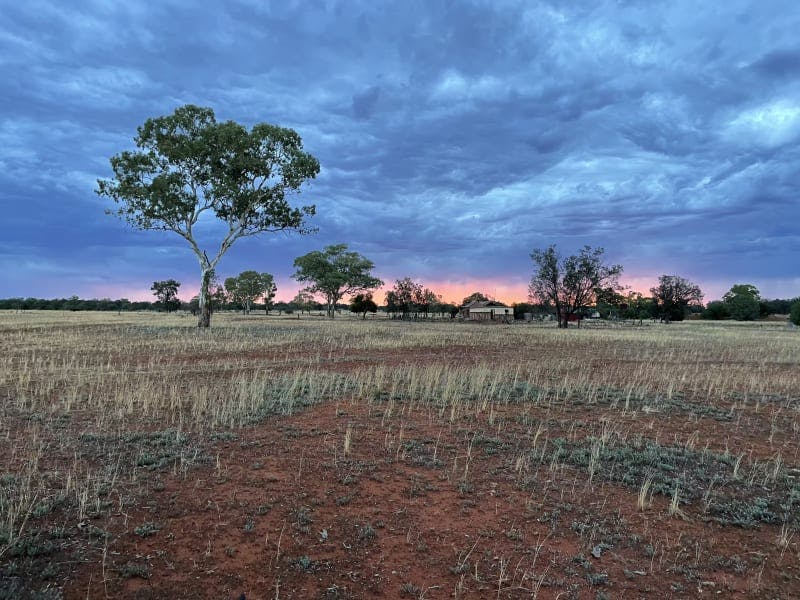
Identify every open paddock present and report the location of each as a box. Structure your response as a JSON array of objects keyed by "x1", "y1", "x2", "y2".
[{"x1": 1, "y1": 311, "x2": 798, "y2": 598}]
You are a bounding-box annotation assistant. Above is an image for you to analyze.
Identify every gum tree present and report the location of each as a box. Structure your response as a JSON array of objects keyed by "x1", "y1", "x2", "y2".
[
  {"x1": 290, "y1": 291, "x2": 317, "y2": 315},
  {"x1": 349, "y1": 293, "x2": 378, "y2": 319},
  {"x1": 529, "y1": 245, "x2": 623, "y2": 328},
  {"x1": 722, "y1": 283, "x2": 760, "y2": 321},
  {"x1": 387, "y1": 277, "x2": 439, "y2": 318},
  {"x1": 292, "y1": 244, "x2": 383, "y2": 318},
  {"x1": 97, "y1": 105, "x2": 319, "y2": 327},
  {"x1": 650, "y1": 275, "x2": 703, "y2": 322},
  {"x1": 224, "y1": 270, "x2": 275, "y2": 315},
  {"x1": 150, "y1": 279, "x2": 181, "y2": 313}
]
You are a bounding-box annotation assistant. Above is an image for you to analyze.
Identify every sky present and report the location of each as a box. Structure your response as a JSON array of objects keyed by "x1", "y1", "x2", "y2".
[{"x1": 1, "y1": 0, "x2": 799, "y2": 305}]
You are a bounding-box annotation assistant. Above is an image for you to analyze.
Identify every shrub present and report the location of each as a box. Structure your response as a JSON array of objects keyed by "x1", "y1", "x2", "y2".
[
  {"x1": 726, "y1": 295, "x2": 760, "y2": 321},
  {"x1": 790, "y1": 300, "x2": 800, "y2": 326},
  {"x1": 702, "y1": 301, "x2": 729, "y2": 320}
]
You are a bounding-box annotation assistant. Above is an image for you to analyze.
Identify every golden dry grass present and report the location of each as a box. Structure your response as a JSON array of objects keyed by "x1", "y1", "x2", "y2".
[{"x1": 1, "y1": 310, "x2": 797, "y2": 429}]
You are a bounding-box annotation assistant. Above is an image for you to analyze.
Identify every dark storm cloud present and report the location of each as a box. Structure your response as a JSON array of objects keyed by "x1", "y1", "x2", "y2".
[
  {"x1": 1, "y1": 0, "x2": 799, "y2": 301},
  {"x1": 749, "y1": 48, "x2": 800, "y2": 79},
  {"x1": 352, "y1": 86, "x2": 381, "y2": 120}
]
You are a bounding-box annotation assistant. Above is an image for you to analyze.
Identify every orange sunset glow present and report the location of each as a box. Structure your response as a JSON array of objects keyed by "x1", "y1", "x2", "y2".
[{"x1": 93, "y1": 274, "x2": 679, "y2": 307}]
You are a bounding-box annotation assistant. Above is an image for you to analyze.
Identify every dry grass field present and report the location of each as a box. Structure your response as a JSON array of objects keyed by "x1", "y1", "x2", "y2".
[{"x1": 1, "y1": 311, "x2": 798, "y2": 599}]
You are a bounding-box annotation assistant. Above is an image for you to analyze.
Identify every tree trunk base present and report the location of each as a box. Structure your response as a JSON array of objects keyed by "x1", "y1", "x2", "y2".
[{"x1": 197, "y1": 305, "x2": 211, "y2": 328}]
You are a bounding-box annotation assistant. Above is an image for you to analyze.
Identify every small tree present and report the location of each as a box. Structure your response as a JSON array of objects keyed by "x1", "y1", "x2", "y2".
[
  {"x1": 790, "y1": 299, "x2": 800, "y2": 326},
  {"x1": 722, "y1": 284, "x2": 761, "y2": 321},
  {"x1": 65, "y1": 296, "x2": 83, "y2": 311},
  {"x1": 415, "y1": 287, "x2": 439, "y2": 318},
  {"x1": 262, "y1": 274, "x2": 277, "y2": 314},
  {"x1": 384, "y1": 290, "x2": 401, "y2": 317},
  {"x1": 386, "y1": 278, "x2": 440, "y2": 318},
  {"x1": 292, "y1": 244, "x2": 383, "y2": 318},
  {"x1": 151, "y1": 279, "x2": 181, "y2": 312},
  {"x1": 224, "y1": 275, "x2": 245, "y2": 313},
  {"x1": 187, "y1": 296, "x2": 200, "y2": 316},
  {"x1": 350, "y1": 293, "x2": 378, "y2": 319},
  {"x1": 726, "y1": 295, "x2": 760, "y2": 321},
  {"x1": 389, "y1": 277, "x2": 421, "y2": 317},
  {"x1": 528, "y1": 245, "x2": 623, "y2": 328},
  {"x1": 761, "y1": 298, "x2": 795, "y2": 315},
  {"x1": 97, "y1": 105, "x2": 319, "y2": 328},
  {"x1": 224, "y1": 271, "x2": 275, "y2": 315},
  {"x1": 620, "y1": 292, "x2": 657, "y2": 320},
  {"x1": 594, "y1": 286, "x2": 627, "y2": 319},
  {"x1": 702, "y1": 300, "x2": 730, "y2": 320},
  {"x1": 650, "y1": 275, "x2": 703, "y2": 322},
  {"x1": 290, "y1": 291, "x2": 316, "y2": 315},
  {"x1": 432, "y1": 301, "x2": 458, "y2": 318},
  {"x1": 210, "y1": 274, "x2": 227, "y2": 312}
]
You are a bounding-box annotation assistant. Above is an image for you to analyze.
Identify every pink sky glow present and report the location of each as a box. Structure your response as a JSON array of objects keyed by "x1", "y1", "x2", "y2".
[{"x1": 83, "y1": 273, "x2": 749, "y2": 306}]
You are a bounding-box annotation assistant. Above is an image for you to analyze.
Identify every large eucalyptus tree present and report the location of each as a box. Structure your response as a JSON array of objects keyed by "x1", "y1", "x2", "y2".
[{"x1": 97, "y1": 104, "x2": 319, "y2": 327}]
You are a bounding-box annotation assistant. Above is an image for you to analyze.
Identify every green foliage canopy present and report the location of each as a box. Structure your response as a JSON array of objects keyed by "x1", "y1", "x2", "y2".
[
  {"x1": 387, "y1": 278, "x2": 440, "y2": 317},
  {"x1": 290, "y1": 291, "x2": 317, "y2": 314},
  {"x1": 650, "y1": 275, "x2": 703, "y2": 322},
  {"x1": 722, "y1": 283, "x2": 761, "y2": 321},
  {"x1": 150, "y1": 279, "x2": 181, "y2": 312},
  {"x1": 529, "y1": 245, "x2": 623, "y2": 328},
  {"x1": 790, "y1": 300, "x2": 800, "y2": 326},
  {"x1": 97, "y1": 104, "x2": 319, "y2": 327},
  {"x1": 702, "y1": 300, "x2": 730, "y2": 320},
  {"x1": 292, "y1": 244, "x2": 383, "y2": 318},
  {"x1": 349, "y1": 293, "x2": 378, "y2": 319},
  {"x1": 224, "y1": 271, "x2": 275, "y2": 314}
]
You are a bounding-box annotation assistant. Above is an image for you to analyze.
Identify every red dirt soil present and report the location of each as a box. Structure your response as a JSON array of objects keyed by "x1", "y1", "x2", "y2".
[{"x1": 56, "y1": 400, "x2": 798, "y2": 600}]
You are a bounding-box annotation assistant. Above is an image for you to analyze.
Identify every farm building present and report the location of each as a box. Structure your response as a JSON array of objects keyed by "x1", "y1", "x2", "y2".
[{"x1": 460, "y1": 300, "x2": 513, "y2": 322}]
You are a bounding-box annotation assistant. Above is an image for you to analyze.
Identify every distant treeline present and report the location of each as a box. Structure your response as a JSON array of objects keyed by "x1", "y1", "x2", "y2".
[
  {"x1": 0, "y1": 297, "x2": 307, "y2": 313},
  {"x1": 710, "y1": 297, "x2": 797, "y2": 318},
  {"x1": 0, "y1": 296, "x2": 796, "y2": 320}
]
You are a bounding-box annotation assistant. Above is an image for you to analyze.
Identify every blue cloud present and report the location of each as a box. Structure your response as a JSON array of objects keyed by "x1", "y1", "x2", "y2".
[{"x1": 1, "y1": 0, "x2": 799, "y2": 301}]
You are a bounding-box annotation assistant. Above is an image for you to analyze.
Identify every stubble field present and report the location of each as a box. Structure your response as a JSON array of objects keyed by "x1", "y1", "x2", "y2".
[{"x1": 1, "y1": 311, "x2": 798, "y2": 599}]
